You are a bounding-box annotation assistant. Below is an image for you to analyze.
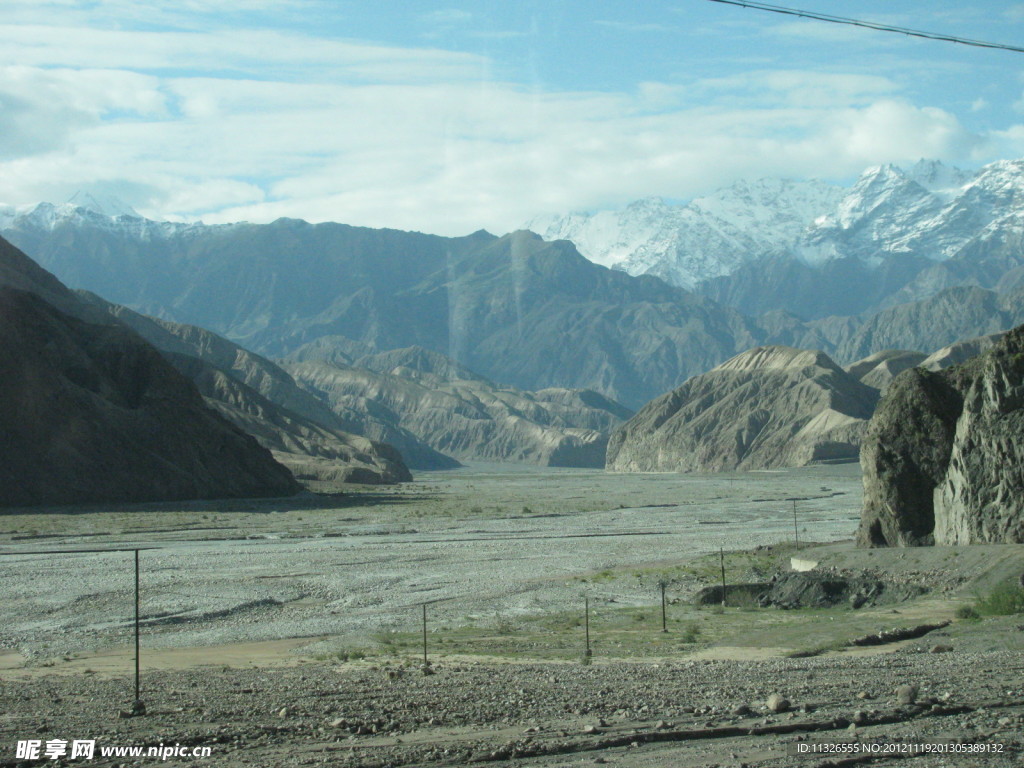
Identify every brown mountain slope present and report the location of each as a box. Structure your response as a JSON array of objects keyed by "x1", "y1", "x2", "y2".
[
  {"x1": 74, "y1": 293, "x2": 421, "y2": 482},
  {"x1": 0, "y1": 286, "x2": 298, "y2": 506},
  {"x1": 606, "y1": 346, "x2": 879, "y2": 472}
]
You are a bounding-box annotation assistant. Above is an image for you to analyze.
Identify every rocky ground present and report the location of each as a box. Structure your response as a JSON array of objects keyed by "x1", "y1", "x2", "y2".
[{"x1": 2, "y1": 650, "x2": 1023, "y2": 767}]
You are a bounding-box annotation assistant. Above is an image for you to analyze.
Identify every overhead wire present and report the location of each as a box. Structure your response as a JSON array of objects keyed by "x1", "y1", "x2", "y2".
[{"x1": 703, "y1": 0, "x2": 1024, "y2": 54}]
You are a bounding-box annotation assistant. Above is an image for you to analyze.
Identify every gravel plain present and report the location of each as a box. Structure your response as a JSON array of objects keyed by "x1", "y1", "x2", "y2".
[
  {"x1": 0, "y1": 464, "x2": 863, "y2": 660},
  {"x1": 2, "y1": 463, "x2": 1023, "y2": 767}
]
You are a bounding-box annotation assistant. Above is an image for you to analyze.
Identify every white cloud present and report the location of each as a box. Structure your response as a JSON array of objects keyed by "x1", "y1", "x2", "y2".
[
  {"x1": 0, "y1": 11, "x2": 1004, "y2": 236},
  {"x1": 0, "y1": 24, "x2": 487, "y2": 83}
]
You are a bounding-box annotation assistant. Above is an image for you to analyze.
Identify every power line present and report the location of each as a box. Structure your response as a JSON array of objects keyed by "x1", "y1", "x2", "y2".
[{"x1": 704, "y1": 0, "x2": 1024, "y2": 54}]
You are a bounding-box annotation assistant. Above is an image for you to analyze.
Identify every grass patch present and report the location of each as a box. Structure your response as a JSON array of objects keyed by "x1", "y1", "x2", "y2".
[{"x1": 679, "y1": 622, "x2": 701, "y2": 644}]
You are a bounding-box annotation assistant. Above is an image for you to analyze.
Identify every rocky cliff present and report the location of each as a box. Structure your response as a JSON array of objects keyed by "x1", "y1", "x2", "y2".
[
  {"x1": 606, "y1": 346, "x2": 878, "y2": 472},
  {"x1": 859, "y1": 325, "x2": 1024, "y2": 546}
]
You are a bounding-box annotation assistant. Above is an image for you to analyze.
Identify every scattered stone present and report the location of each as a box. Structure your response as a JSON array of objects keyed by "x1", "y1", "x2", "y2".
[
  {"x1": 856, "y1": 691, "x2": 871, "y2": 700},
  {"x1": 766, "y1": 694, "x2": 790, "y2": 713},
  {"x1": 895, "y1": 684, "x2": 918, "y2": 705},
  {"x1": 582, "y1": 725, "x2": 600, "y2": 734},
  {"x1": 732, "y1": 704, "x2": 751, "y2": 716},
  {"x1": 278, "y1": 707, "x2": 290, "y2": 718}
]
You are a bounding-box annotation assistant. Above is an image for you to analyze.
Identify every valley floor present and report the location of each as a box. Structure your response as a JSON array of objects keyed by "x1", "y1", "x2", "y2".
[{"x1": 1, "y1": 464, "x2": 1022, "y2": 766}]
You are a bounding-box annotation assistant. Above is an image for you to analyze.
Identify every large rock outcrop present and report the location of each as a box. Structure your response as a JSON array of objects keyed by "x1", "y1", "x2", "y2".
[
  {"x1": 858, "y1": 325, "x2": 1024, "y2": 546},
  {"x1": 606, "y1": 346, "x2": 879, "y2": 472}
]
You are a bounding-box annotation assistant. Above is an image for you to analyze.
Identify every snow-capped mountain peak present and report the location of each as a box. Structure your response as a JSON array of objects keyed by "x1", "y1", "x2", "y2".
[
  {"x1": 524, "y1": 158, "x2": 1024, "y2": 286},
  {"x1": 907, "y1": 159, "x2": 972, "y2": 200},
  {"x1": 66, "y1": 191, "x2": 140, "y2": 219},
  {"x1": 525, "y1": 177, "x2": 844, "y2": 288}
]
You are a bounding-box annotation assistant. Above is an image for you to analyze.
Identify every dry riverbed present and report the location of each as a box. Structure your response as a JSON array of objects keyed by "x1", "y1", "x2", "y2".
[{"x1": 2, "y1": 463, "x2": 1023, "y2": 766}]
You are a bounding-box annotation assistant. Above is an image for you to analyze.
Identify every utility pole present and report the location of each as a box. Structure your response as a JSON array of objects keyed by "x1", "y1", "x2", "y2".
[
  {"x1": 659, "y1": 580, "x2": 667, "y2": 632},
  {"x1": 584, "y1": 596, "x2": 592, "y2": 662},
  {"x1": 422, "y1": 603, "x2": 428, "y2": 667},
  {"x1": 719, "y1": 547, "x2": 727, "y2": 607}
]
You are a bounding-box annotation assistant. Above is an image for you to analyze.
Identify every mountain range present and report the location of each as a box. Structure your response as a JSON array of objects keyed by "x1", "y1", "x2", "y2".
[
  {"x1": 528, "y1": 159, "x2": 1024, "y2": 322},
  {"x1": 4, "y1": 158, "x2": 1024, "y2": 416}
]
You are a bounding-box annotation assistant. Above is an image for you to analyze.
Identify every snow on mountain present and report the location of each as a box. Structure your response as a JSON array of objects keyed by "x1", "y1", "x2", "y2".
[
  {"x1": 527, "y1": 159, "x2": 1024, "y2": 286},
  {"x1": 800, "y1": 160, "x2": 1024, "y2": 265},
  {"x1": 1, "y1": 198, "x2": 199, "y2": 240},
  {"x1": 906, "y1": 159, "x2": 974, "y2": 200},
  {"x1": 65, "y1": 191, "x2": 140, "y2": 219},
  {"x1": 526, "y1": 178, "x2": 845, "y2": 288}
]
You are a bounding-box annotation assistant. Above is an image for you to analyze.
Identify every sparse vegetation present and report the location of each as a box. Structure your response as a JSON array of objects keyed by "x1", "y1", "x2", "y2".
[
  {"x1": 974, "y1": 583, "x2": 1024, "y2": 616},
  {"x1": 955, "y1": 604, "x2": 981, "y2": 621},
  {"x1": 679, "y1": 622, "x2": 701, "y2": 644},
  {"x1": 316, "y1": 648, "x2": 369, "y2": 662}
]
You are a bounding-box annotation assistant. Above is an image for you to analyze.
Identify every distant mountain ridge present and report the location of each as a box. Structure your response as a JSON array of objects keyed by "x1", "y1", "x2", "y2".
[
  {"x1": 526, "y1": 178, "x2": 845, "y2": 288},
  {"x1": 528, "y1": 158, "x2": 1024, "y2": 322},
  {"x1": 285, "y1": 345, "x2": 632, "y2": 467},
  {"x1": 6, "y1": 184, "x2": 1024, "y2": 410}
]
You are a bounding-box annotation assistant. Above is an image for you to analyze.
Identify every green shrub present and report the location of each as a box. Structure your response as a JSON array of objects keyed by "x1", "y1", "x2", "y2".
[
  {"x1": 679, "y1": 622, "x2": 701, "y2": 644},
  {"x1": 975, "y1": 584, "x2": 1024, "y2": 616},
  {"x1": 954, "y1": 604, "x2": 980, "y2": 621}
]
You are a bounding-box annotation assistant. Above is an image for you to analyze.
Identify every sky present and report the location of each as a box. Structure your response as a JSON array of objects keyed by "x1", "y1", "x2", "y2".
[{"x1": 3, "y1": 0, "x2": 1024, "y2": 235}]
